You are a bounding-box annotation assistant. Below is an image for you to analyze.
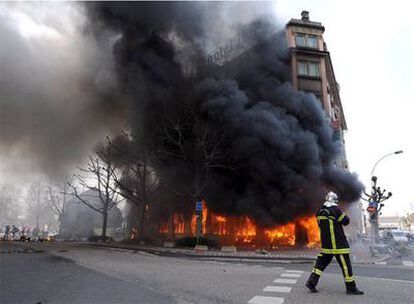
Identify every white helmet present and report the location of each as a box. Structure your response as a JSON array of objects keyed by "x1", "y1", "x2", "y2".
[{"x1": 324, "y1": 191, "x2": 338, "y2": 207}]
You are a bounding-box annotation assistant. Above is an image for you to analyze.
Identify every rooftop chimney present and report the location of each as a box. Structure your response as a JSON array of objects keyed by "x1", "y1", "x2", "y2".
[{"x1": 301, "y1": 10, "x2": 310, "y2": 22}]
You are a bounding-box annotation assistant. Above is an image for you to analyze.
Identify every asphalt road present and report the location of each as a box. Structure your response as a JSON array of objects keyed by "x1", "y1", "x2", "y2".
[
  {"x1": 1, "y1": 242, "x2": 413, "y2": 304},
  {"x1": 0, "y1": 242, "x2": 172, "y2": 304}
]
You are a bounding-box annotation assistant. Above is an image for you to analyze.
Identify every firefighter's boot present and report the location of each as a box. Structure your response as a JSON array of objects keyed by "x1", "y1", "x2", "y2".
[
  {"x1": 346, "y1": 282, "x2": 364, "y2": 295},
  {"x1": 305, "y1": 273, "x2": 319, "y2": 293}
]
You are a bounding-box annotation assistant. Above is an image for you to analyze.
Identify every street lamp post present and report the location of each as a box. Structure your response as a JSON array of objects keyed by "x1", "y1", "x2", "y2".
[
  {"x1": 370, "y1": 150, "x2": 403, "y2": 177},
  {"x1": 364, "y1": 150, "x2": 403, "y2": 254}
]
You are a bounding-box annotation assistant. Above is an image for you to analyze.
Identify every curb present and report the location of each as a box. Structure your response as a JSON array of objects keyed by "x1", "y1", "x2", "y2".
[
  {"x1": 79, "y1": 242, "x2": 315, "y2": 263},
  {"x1": 353, "y1": 254, "x2": 393, "y2": 265}
]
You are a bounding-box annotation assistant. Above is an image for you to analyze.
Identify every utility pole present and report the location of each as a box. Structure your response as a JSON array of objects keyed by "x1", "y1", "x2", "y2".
[
  {"x1": 363, "y1": 176, "x2": 392, "y2": 241},
  {"x1": 36, "y1": 182, "x2": 41, "y2": 231},
  {"x1": 195, "y1": 200, "x2": 203, "y2": 246},
  {"x1": 363, "y1": 150, "x2": 403, "y2": 255}
]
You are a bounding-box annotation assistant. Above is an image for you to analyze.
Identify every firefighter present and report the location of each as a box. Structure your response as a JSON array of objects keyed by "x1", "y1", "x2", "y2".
[{"x1": 305, "y1": 191, "x2": 364, "y2": 295}]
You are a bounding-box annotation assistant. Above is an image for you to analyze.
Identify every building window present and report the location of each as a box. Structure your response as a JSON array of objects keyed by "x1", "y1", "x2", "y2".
[
  {"x1": 308, "y1": 61, "x2": 320, "y2": 77},
  {"x1": 296, "y1": 34, "x2": 306, "y2": 47},
  {"x1": 308, "y1": 35, "x2": 317, "y2": 48},
  {"x1": 297, "y1": 60, "x2": 320, "y2": 77},
  {"x1": 298, "y1": 60, "x2": 307, "y2": 75},
  {"x1": 295, "y1": 33, "x2": 318, "y2": 49}
]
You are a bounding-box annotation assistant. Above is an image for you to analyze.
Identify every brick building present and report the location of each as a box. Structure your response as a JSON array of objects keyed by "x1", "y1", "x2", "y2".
[
  {"x1": 286, "y1": 11, "x2": 348, "y2": 169},
  {"x1": 147, "y1": 11, "x2": 358, "y2": 244}
]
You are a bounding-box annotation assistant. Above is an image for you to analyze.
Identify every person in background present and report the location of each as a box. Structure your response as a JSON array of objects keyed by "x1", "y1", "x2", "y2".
[{"x1": 4, "y1": 225, "x2": 11, "y2": 240}]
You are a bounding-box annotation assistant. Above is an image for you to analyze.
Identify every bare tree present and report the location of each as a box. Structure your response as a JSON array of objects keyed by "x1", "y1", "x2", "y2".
[
  {"x1": 107, "y1": 133, "x2": 159, "y2": 241},
  {"x1": 25, "y1": 182, "x2": 44, "y2": 230},
  {"x1": 152, "y1": 89, "x2": 233, "y2": 241},
  {"x1": 24, "y1": 181, "x2": 57, "y2": 234},
  {"x1": 69, "y1": 144, "x2": 120, "y2": 241},
  {"x1": 45, "y1": 177, "x2": 72, "y2": 234},
  {"x1": 157, "y1": 93, "x2": 231, "y2": 203},
  {"x1": 401, "y1": 212, "x2": 414, "y2": 231},
  {"x1": 0, "y1": 183, "x2": 21, "y2": 222}
]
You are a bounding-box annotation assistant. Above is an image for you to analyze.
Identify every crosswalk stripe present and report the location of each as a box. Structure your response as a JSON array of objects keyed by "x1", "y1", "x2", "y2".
[
  {"x1": 285, "y1": 270, "x2": 304, "y2": 273},
  {"x1": 273, "y1": 278, "x2": 297, "y2": 284},
  {"x1": 263, "y1": 286, "x2": 292, "y2": 293},
  {"x1": 248, "y1": 296, "x2": 284, "y2": 304},
  {"x1": 281, "y1": 273, "x2": 301, "y2": 278}
]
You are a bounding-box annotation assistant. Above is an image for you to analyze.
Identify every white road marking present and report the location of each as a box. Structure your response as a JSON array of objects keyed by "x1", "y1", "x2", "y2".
[
  {"x1": 273, "y1": 278, "x2": 297, "y2": 284},
  {"x1": 280, "y1": 273, "x2": 301, "y2": 278},
  {"x1": 263, "y1": 286, "x2": 292, "y2": 293},
  {"x1": 251, "y1": 265, "x2": 263, "y2": 268},
  {"x1": 374, "y1": 261, "x2": 387, "y2": 265},
  {"x1": 248, "y1": 296, "x2": 284, "y2": 304},
  {"x1": 402, "y1": 260, "x2": 414, "y2": 267},
  {"x1": 285, "y1": 270, "x2": 304, "y2": 273}
]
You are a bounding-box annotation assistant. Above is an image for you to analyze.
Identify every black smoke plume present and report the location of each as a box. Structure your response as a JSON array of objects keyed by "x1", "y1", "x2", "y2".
[
  {"x1": 1, "y1": 2, "x2": 364, "y2": 226},
  {"x1": 84, "y1": 2, "x2": 364, "y2": 227}
]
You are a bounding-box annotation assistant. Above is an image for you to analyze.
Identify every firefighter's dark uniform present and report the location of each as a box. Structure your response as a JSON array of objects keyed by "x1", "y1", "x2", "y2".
[{"x1": 306, "y1": 204, "x2": 362, "y2": 294}]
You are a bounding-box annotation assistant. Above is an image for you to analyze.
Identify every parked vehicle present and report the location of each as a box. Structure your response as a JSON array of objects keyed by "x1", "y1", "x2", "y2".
[{"x1": 391, "y1": 230, "x2": 409, "y2": 243}]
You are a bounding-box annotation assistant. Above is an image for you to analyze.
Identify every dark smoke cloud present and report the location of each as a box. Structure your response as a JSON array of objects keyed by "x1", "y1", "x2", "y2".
[
  {"x1": 0, "y1": 2, "x2": 125, "y2": 180},
  {"x1": 1, "y1": 2, "x2": 363, "y2": 225},
  {"x1": 83, "y1": 2, "x2": 363, "y2": 226}
]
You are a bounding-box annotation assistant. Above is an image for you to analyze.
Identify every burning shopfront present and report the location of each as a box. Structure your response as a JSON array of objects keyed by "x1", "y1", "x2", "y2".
[
  {"x1": 88, "y1": 4, "x2": 364, "y2": 248},
  {"x1": 156, "y1": 200, "x2": 320, "y2": 248},
  {"x1": 136, "y1": 11, "x2": 357, "y2": 249}
]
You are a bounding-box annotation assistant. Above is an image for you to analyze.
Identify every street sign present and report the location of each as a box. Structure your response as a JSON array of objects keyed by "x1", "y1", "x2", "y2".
[
  {"x1": 367, "y1": 206, "x2": 376, "y2": 213},
  {"x1": 195, "y1": 201, "x2": 203, "y2": 211},
  {"x1": 369, "y1": 201, "x2": 378, "y2": 208},
  {"x1": 195, "y1": 201, "x2": 203, "y2": 245}
]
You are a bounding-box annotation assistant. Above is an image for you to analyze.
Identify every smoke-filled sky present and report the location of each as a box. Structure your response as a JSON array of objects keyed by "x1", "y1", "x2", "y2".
[
  {"x1": 0, "y1": 2, "x2": 126, "y2": 184},
  {"x1": 1, "y1": 1, "x2": 411, "y2": 219},
  {"x1": 0, "y1": 1, "x2": 278, "y2": 186}
]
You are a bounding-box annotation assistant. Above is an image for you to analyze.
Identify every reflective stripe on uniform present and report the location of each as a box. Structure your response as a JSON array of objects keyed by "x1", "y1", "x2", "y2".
[
  {"x1": 316, "y1": 215, "x2": 336, "y2": 221},
  {"x1": 339, "y1": 254, "x2": 354, "y2": 283},
  {"x1": 317, "y1": 253, "x2": 323, "y2": 257},
  {"x1": 312, "y1": 268, "x2": 323, "y2": 276},
  {"x1": 338, "y1": 213, "x2": 346, "y2": 222},
  {"x1": 320, "y1": 248, "x2": 350, "y2": 254},
  {"x1": 329, "y1": 219, "x2": 337, "y2": 250}
]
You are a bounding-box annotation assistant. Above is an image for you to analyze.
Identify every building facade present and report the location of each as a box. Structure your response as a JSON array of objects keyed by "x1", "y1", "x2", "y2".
[
  {"x1": 286, "y1": 12, "x2": 365, "y2": 237},
  {"x1": 146, "y1": 12, "x2": 358, "y2": 244},
  {"x1": 286, "y1": 11, "x2": 349, "y2": 169}
]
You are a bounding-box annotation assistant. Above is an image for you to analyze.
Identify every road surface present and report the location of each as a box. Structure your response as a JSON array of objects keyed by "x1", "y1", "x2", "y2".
[{"x1": 1, "y1": 241, "x2": 413, "y2": 304}]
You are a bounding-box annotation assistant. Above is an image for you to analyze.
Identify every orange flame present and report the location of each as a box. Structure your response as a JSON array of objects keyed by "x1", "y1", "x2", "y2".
[
  {"x1": 173, "y1": 213, "x2": 185, "y2": 234},
  {"x1": 235, "y1": 216, "x2": 257, "y2": 243},
  {"x1": 158, "y1": 202, "x2": 320, "y2": 248},
  {"x1": 297, "y1": 216, "x2": 320, "y2": 248},
  {"x1": 264, "y1": 222, "x2": 296, "y2": 246}
]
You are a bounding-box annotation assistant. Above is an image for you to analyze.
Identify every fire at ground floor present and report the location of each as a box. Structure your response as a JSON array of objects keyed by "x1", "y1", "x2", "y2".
[{"x1": 132, "y1": 201, "x2": 321, "y2": 249}]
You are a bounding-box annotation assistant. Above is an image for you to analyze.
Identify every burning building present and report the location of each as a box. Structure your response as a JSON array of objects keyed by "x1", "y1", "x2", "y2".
[
  {"x1": 0, "y1": 2, "x2": 365, "y2": 249},
  {"x1": 83, "y1": 4, "x2": 363, "y2": 248},
  {"x1": 133, "y1": 11, "x2": 358, "y2": 248}
]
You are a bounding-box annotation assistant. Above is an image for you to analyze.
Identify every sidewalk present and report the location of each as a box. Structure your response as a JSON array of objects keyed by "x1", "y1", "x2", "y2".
[{"x1": 80, "y1": 241, "x2": 392, "y2": 265}]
